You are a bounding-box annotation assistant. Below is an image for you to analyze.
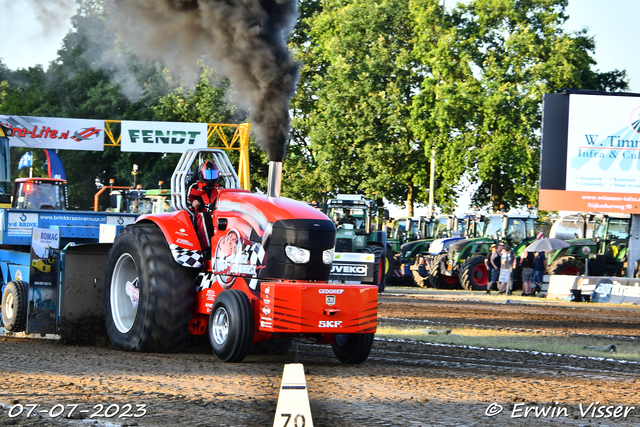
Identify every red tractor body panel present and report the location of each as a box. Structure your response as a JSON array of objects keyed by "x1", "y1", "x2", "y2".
[
  {"x1": 139, "y1": 209, "x2": 203, "y2": 251},
  {"x1": 257, "y1": 282, "x2": 378, "y2": 334}
]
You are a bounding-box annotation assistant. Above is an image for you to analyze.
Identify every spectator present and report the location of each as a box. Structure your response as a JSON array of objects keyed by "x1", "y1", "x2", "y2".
[
  {"x1": 484, "y1": 244, "x2": 497, "y2": 294},
  {"x1": 533, "y1": 251, "x2": 547, "y2": 294},
  {"x1": 520, "y1": 251, "x2": 535, "y2": 296},
  {"x1": 498, "y1": 245, "x2": 515, "y2": 295},
  {"x1": 490, "y1": 243, "x2": 503, "y2": 293}
]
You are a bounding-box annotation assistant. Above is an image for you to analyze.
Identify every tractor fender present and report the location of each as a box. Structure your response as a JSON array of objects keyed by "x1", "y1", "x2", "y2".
[{"x1": 136, "y1": 210, "x2": 203, "y2": 267}]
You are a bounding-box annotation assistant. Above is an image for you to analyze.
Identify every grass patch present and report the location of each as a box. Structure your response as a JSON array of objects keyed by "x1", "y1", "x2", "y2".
[{"x1": 376, "y1": 324, "x2": 640, "y2": 362}]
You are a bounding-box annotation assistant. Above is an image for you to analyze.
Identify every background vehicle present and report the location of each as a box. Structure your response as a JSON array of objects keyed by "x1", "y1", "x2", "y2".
[
  {"x1": 547, "y1": 214, "x2": 630, "y2": 277},
  {"x1": 428, "y1": 214, "x2": 538, "y2": 291},
  {"x1": 12, "y1": 177, "x2": 68, "y2": 210},
  {"x1": 324, "y1": 194, "x2": 391, "y2": 292},
  {"x1": 105, "y1": 187, "x2": 173, "y2": 215},
  {"x1": 391, "y1": 215, "x2": 463, "y2": 287}
]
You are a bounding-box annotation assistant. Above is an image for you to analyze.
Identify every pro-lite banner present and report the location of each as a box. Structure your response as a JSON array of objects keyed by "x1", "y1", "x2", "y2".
[
  {"x1": 0, "y1": 115, "x2": 104, "y2": 151},
  {"x1": 121, "y1": 120, "x2": 208, "y2": 153}
]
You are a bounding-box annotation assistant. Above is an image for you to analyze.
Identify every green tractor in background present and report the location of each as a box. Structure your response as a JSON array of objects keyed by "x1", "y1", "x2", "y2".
[
  {"x1": 109, "y1": 187, "x2": 173, "y2": 214},
  {"x1": 390, "y1": 215, "x2": 466, "y2": 287},
  {"x1": 388, "y1": 216, "x2": 434, "y2": 253},
  {"x1": 548, "y1": 214, "x2": 630, "y2": 277},
  {"x1": 429, "y1": 214, "x2": 539, "y2": 291},
  {"x1": 324, "y1": 194, "x2": 392, "y2": 292}
]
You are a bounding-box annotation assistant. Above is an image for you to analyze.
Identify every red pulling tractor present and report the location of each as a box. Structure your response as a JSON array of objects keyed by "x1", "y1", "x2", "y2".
[{"x1": 104, "y1": 149, "x2": 378, "y2": 363}]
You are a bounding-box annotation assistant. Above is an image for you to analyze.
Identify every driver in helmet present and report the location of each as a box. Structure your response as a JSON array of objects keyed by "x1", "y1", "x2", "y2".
[{"x1": 188, "y1": 160, "x2": 220, "y2": 251}]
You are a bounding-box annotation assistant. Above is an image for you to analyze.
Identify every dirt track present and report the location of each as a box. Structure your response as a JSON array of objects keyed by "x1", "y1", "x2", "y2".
[{"x1": 1, "y1": 289, "x2": 640, "y2": 427}]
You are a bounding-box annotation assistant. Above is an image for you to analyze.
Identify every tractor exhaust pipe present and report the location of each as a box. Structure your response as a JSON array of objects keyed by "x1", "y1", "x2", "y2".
[{"x1": 267, "y1": 161, "x2": 282, "y2": 198}]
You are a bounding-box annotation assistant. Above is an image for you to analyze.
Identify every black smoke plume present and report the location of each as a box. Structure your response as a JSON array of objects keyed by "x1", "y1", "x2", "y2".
[{"x1": 111, "y1": 0, "x2": 300, "y2": 162}]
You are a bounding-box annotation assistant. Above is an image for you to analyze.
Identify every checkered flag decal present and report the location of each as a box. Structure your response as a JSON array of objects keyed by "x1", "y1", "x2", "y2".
[
  {"x1": 170, "y1": 244, "x2": 204, "y2": 268},
  {"x1": 195, "y1": 272, "x2": 215, "y2": 292},
  {"x1": 248, "y1": 242, "x2": 265, "y2": 265}
]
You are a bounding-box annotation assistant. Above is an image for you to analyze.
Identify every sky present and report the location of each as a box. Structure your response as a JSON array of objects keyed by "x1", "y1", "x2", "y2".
[{"x1": 1, "y1": 0, "x2": 638, "y2": 217}]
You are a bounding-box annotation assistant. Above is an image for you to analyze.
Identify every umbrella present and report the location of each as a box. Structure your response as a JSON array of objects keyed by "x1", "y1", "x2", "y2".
[{"x1": 524, "y1": 237, "x2": 570, "y2": 253}]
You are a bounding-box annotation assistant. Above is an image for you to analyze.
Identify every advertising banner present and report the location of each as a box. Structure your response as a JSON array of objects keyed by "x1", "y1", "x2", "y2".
[
  {"x1": 539, "y1": 92, "x2": 640, "y2": 214},
  {"x1": 0, "y1": 115, "x2": 104, "y2": 151},
  {"x1": 27, "y1": 228, "x2": 61, "y2": 335},
  {"x1": 590, "y1": 278, "x2": 640, "y2": 304},
  {"x1": 121, "y1": 120, "x2": 208, "y2": 153}
]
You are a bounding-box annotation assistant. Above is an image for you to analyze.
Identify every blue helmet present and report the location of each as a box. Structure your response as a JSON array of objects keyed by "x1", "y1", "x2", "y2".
[{"x1": 199, "y1": 160, "x2": 219, "y2": 183}]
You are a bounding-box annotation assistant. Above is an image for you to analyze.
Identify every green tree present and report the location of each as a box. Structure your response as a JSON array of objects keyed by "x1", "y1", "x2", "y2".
[
  {"x1": 412, "y1": 0, "x2": 628, "y2": 212},
  {"x1": 288, "y1": 0, "x2": 425, "y2": 213}
]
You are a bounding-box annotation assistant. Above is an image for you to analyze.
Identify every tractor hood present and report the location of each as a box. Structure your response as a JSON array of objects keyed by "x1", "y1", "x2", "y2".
[{"x1": 428, "y1": 237, "x2": 465, "y2": 255}]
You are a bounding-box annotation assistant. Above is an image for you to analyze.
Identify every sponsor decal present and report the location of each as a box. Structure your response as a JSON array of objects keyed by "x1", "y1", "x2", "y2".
[
  {"x1": 121, "y1": 120, "x2": 207, "y2": 153},
  {"x1": 7, "y1": 212, "x2": 39, "y2": 236},
  {"x1": 319, "y1": 289, "x2": 345, "y2": 294},
  {"x1": 333, "y1": 252, "x2": 375, "y2": 262},
  {"x1": 325, "y1": 295, "x2": 336, "y2": 306},
  {"x1": 176, "y1": 238, "x2": 194, "y2": 247},
  {"x1": 125, "y1": 278, "x2": 140, "y2": 309},
  {"x1": 319, "y1": 320, "x2": 343, "y2": 328},
  {"x1": 330, "y1": 264, "x2": 368, "y2": 276},
  {"x1": 262, "y1": 305, "x2": 271, "y2": 316}
]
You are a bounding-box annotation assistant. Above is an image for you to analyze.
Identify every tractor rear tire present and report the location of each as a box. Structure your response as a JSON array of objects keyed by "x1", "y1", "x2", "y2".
[
  {"x1": 364, "y1": 245, "x2": 386, "y2": 293},
  {"x1": 384, "y1": 245, "x2": 395, "y2": 284},
  {"x1": 1, "y1": 280, "x2": 28, "y2": 332},
  {"x1": 428, "y1": 253, "x2": 461, "y2": 289},
  {"x1": 104, "y1": 223, "x2": 194, "y2": 352},
  {"x1": 549, "y1": 256, "x2": 584, "y2": 276},
  {"x1": 461, "y1": 256, "x2": 489, "y2": 291},
  {"x1": 208, "y1": 289, "x2": 254, "y2": 363},
  {"x1": 332, "y1": 333, "x2": 374, "y2": 364}
]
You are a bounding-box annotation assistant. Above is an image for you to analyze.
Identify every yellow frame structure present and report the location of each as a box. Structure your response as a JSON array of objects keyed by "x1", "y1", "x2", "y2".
[{"x1": 103, "y1": 121, "x2": 251, "y2": 190}]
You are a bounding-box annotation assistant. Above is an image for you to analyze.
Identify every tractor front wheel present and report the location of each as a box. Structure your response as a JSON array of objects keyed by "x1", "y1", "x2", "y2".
[
  {"x1": 104, "y1": 223, "x2": 194, "y2": 352},
  {"x1": 1, "y1": 280, "x2": 28, "y2": 332},
  {"x1": 332, "y1": 333, "x2": 374, "y2": 364},
  {"x1": 209, "y1": 289, "x2": 254, "y2": 363},
  {"x1": 429, "y1": 253, "x2": 461, "y2": 289}
]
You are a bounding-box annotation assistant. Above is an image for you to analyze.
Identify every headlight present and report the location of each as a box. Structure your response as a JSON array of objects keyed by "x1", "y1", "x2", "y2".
[
  {"x1": 285, "y1": 245, "x2": 311, "y2": 264},
  {"x1": 322, "y1": 249, "x2": 334, "y2": 264}
]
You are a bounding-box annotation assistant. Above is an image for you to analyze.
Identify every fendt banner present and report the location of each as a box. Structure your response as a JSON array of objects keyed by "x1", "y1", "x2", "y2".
[
  {"x1": 539, "y1": 91, "x2": 640, "y2": 214},
  {"x1": 120, "y1": 120, "x2": 208, "y2": 153},
  {"x1": 0, "y1": 115, "x2": 105, "y2": 151}
]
